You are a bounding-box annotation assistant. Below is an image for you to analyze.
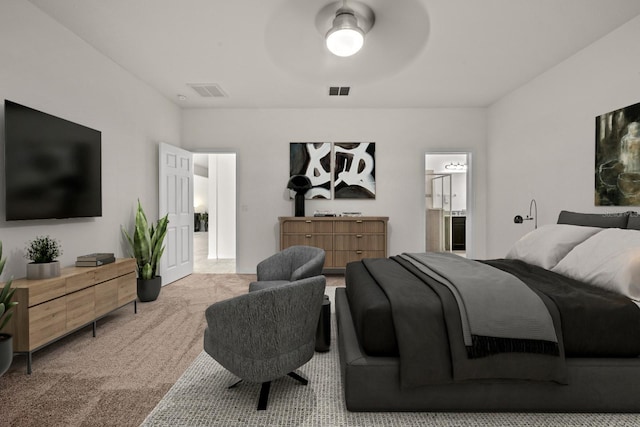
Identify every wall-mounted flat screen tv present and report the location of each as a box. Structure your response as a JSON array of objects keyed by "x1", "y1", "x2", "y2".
[{"x1": 4, "y1": 100, "x2": 102, "y2": 220}]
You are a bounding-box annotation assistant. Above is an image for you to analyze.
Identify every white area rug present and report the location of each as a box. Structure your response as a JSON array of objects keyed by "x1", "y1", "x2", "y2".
[{"x1": 141, "y1": 288, "x2": 640, "y2": 427}]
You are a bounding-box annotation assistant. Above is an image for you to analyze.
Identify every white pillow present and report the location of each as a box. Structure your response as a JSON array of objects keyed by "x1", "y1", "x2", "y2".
[
  {"x1": 551, "y1": 228, "x2": 640, "y2": 300},
  {"x1": 506, "y1": 224, "x2": 603, "y2": 269}
]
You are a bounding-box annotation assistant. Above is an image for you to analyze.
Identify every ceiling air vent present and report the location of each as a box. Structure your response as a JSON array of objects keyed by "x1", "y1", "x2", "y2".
[
  {"x1": 329, "y1": 86, "x2": 350, "y2": 96},
  {"x1": 188, "y1": 83, "x2": 228, "y2": 98}
]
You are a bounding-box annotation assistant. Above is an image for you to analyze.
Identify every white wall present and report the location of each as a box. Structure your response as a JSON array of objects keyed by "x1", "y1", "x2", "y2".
[
  {"x1": 182, "y1": 108, "x2": 487, "y2": 273},
  {"x1": 0, "y1": 1, "x2": 181, "y2": 279},
  {"x1": 208, "y1": 154, "x2": 236, "y2": 259},
  {"x1": 194, "y1": 174, "x2": 209, "y2": 213},
  {"x1": 451, "y1": 174, "x2": 467, "y2": 212},
  {"x1": 17, "y1": 0, "x2": 633, "y2": 274},
  {"x1": 487, "y1": 15, "x2": 640, "y2": 258}
]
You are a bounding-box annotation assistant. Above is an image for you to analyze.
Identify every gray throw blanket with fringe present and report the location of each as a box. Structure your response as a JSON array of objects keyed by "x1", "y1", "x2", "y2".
[{"x1": 400, "y1": 252, "x2": 559, "y2": 358}]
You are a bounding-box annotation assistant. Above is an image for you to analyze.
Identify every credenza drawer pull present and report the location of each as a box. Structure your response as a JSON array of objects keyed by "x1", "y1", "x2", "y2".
[
  {"x1": 356, "y1": 250, "x2": 363, "y2": 254},
  {"x1": 356, "y1": 220, "x2": 363, "y2": 223},
  {"x1": 305, "y1": 220, "x2": 312, "y2": 223},
  {"x1": 356, "y1": 234, "x2": 363, "y2": 238},
  {"x1": 305, "y1": 234, "x2": 312, "y2": 238}
]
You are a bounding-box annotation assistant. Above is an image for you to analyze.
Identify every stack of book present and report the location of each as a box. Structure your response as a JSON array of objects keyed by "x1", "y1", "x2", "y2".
[
  {"x1": 313, "y1": 210, "x2": 336, "y2": 217},
  {"x1": 76, "y1": 253, "x2": 115, "y2": 267},
  {"x1": 340, "y1": 211, "x2": 362, "y2": 217}
]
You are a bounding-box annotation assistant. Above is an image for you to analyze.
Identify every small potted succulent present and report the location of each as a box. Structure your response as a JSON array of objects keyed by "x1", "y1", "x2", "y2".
[
  {"x1": 25, "y1": 235, "x2": 63, "y2": 280},
  {"x1": 0, "y1": 241, "x2": 18, "y2": 376}
]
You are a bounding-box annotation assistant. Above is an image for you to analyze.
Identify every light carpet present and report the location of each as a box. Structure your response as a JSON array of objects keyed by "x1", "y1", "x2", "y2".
[
  {"x1": 1, "y1": 273, "x2": 255, "y2": 427},
  {"x1": 141, "y1": 290, "x2": 640, "y2": 427}
]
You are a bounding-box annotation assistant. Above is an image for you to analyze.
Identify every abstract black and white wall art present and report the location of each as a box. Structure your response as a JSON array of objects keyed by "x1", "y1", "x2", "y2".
[
  {"x1": 595, "y1": 102, "x2": 640, "y2": 206},
  {"x1": 289, "y1": 142, "x2": 331, "y2": 199},
  {"x1": 334, "y1": 142, "x2": 376, "y2": 199},
  {"x1": 289, "y1": 142, "x2": 377, "y2": 200}
]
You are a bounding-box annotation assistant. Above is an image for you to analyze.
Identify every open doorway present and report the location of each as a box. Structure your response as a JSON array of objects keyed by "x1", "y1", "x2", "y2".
[
  {"x1": 193, "y1": 153, "x2": 237, "y2": 273},
  {"x1": 425, "y1": 153, "x2": 470, "y2": 257}
]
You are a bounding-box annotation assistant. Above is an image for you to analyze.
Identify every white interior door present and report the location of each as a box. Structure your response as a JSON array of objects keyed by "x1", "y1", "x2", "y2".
[{"x1": 159, "y1": 143, "x2": 194, "y2": 285}]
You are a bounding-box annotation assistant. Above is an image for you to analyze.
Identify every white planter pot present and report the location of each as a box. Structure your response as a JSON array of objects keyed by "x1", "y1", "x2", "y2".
[{"x1": 27, "y1": 261, "x2": 61, "y2": 280}]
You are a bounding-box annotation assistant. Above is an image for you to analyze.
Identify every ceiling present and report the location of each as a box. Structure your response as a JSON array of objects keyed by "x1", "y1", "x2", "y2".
[{"x1": 27, "y1": 0, "x2": 640, "y2": 109}]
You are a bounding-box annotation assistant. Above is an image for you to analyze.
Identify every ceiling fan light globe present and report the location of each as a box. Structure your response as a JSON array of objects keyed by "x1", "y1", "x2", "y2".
[{"x1": 326, "y1": 27, "x2": 364, "y2": 57}]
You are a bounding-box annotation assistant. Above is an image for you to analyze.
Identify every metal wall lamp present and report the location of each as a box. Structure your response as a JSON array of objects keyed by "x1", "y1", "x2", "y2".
[{"x1": 514, "y1": 199, "x2": 537, "y2": 229}]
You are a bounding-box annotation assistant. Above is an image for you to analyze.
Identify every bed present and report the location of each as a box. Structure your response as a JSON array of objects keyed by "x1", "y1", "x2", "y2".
[{"x1": 336, "y1": 211, "x2": 640, "y2": 412}]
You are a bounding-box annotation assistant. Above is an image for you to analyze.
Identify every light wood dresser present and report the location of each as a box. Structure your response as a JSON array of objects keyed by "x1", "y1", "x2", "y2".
[
  {"x1": 5, "y1": 258, "x2": 137, "y2": 373},
  {"x1": 279, "y1": 216, "x2": 388, "y2": 269}
]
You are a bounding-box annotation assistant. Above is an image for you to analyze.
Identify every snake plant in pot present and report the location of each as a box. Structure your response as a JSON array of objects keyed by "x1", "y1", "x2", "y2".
[
  {"x1": 123, "y1": 200, "x2": 169, "y2": 302},
  {"x1": 1, "y1": 241, "x2": 18, "y2": 376}
]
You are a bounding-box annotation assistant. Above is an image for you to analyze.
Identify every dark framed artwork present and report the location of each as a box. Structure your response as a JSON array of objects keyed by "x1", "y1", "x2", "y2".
[
  {"x1": 289, "y1": 142, "x2": 332, "y2": 199},
  {"x1": 334, "y1": 142, "x2": 376, "y2": 199},
  {"x1": 595, "y1": 102, "x2": 640, "y2": 206}
]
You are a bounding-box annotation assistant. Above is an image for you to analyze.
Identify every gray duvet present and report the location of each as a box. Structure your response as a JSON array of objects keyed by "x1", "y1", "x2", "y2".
[
  {"x1": 400, "y1": 252, "x2": 559, "y2": 355},
  {"x1": 362, "y1": 257, "x2": 568, "y2": 388}
]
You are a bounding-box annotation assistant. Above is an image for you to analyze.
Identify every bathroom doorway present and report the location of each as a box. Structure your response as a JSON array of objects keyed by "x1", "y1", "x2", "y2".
[{"x1": 425, "y1": 153, "x2": 470, "y2": 257}]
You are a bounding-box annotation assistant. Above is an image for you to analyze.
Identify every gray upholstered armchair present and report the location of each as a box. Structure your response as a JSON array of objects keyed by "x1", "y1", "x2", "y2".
[
  {"x1": 203, "y1": 275, "x2": 326, "y2": 410},
  {"x1": 249, "y1": 245, "x2": 325, "y2": 292}
]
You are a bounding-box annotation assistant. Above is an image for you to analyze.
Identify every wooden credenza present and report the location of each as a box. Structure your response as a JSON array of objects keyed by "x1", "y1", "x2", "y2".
[
  {"x1": 279, "y1": 216, "x2": 388, "y2": 269},
  {"x1": 5, "y1": 258, "x2": 137, "y2": 373}
]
